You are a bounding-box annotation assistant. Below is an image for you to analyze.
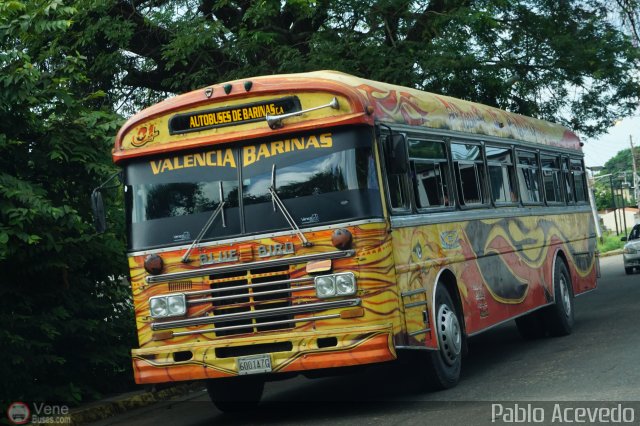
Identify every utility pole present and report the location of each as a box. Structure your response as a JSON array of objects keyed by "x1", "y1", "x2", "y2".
[
  {"x1": 610, "y1": 174, "x2": 619, "y2": 235},
  {"x1": 631, "y1": 136, "x2": 640, "y2": 213}
]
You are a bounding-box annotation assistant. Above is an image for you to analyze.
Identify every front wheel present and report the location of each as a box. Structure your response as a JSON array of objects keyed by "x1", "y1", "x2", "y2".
[
  {"x1": 206, "y1": 377, "x2": 264, "y2": 413},
  {"x1": 421, "y1": 286, "x2": 462, "y2": 390},
  {"x1": 625, "y1": 267, "x2": 633, "y2": 275},
  {"x1": 543, "y1": 259, "x2": 574, "y2": 337}
]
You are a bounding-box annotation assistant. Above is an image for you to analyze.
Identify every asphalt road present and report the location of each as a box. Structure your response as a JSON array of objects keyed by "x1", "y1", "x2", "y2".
[{"x1": 91, "y1": 254, "x2": 640, "y2": 426}]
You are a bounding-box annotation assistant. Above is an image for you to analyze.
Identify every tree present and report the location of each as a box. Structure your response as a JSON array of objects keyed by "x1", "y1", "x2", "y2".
[
  {"x1": 0, "y1": 0, "x2": 134, "y2": 404},
  {"x1": 68, "y1": 0, "x2": 640, "y2": 136}
]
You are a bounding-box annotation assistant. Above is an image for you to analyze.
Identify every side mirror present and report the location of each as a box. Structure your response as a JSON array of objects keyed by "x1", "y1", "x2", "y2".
[
  {"x1": 384, "y1": 133, "x2": 408, "y2": 174},
  {"x1": 621, "y1": 236, "x2": 627, "y2": 242},
  {"x1": 91, "y1": 189, "x2": 107, "y2": 233}
]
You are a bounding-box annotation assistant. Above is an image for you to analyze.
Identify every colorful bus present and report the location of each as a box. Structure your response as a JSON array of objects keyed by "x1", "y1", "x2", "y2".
[{"x1": 99, "y1": 71, "x2": 598, "y2": 411}]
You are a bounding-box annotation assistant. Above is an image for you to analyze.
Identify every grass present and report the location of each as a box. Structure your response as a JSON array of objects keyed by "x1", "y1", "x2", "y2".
[{"x1": 597, "y1": 231, "x2": 627, "y2": 253}]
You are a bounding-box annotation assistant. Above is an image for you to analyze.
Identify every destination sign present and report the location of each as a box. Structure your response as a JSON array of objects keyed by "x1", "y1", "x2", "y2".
[{"x1": 169, "y1": 96, "x2": 301, "y2": 135}]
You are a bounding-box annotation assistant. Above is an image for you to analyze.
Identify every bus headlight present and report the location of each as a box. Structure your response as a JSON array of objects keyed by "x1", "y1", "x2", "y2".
[
  {"x1": 315, "y1": 273, "x2": 356, "y2": 298},
  {"x1": 336, "y1": 273, "x2": 356, "y2": 295},
  {"x1": 315, "y1": 276, "x2": 336, "y2": 298},
  {"x1": 149, "y1": 294, "x2": 186, "y2": 318}
]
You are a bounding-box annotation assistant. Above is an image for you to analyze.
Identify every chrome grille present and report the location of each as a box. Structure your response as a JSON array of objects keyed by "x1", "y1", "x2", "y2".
[{"x1": 210, "y1": 266, "x2": 292, "y2": 336}]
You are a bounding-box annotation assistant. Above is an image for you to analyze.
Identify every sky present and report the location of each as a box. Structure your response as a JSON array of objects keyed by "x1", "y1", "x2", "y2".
[{"x1": 582, "y1": 114, "x2": 639, "y2": 169}]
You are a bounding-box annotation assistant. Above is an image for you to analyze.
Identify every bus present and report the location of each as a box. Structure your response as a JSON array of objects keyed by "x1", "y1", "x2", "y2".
[{"x1": 95, "y1": 71, "x2": 598, "y2": 411}]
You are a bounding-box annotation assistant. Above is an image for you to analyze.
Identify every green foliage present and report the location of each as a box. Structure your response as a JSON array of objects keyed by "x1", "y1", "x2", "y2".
[
  {"x1": 64, "y1": 0, "x2": 640, "y2": 135},
  {"x1": 0, "y1": 0, "x2": 134, "y2": 404},
  {"x1": 597, "y1": 231, "x2": 626, "y2": 253},
  {"x1": 601, "y1": 148, "x2": 637, "y2": 177}
]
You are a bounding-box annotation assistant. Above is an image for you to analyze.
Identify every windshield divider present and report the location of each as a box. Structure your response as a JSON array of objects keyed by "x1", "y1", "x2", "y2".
[
  {"x1": 181, "y1": 182, "x2": 227, "y2": 263},
  {"x1": 269, "y1": 164, "x2": 313, "y2": 247}
]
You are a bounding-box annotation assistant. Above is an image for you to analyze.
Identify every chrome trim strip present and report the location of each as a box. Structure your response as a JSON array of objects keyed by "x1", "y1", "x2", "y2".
[
  {"x1": 146, "y1": 249, "x2": 356, "y2": 284},
  {"x1": 395, "y1": 345, "x2": 437, "y2": 351},
  {"x1": 188, "y1": 285, "x2": 316, "y2": 304},
  {"x1": 401, "y1": 288, "x2": 427, "y2": 297},
  {"x1": 390, "y1": 205, "x2": 592, "y2": 228},
  {"x1": 404, "y1": 300, "x2": 428, "y2": 308},
  {"x1": 466, "y1": 302, "x2": 554, "y2": 337},
  {"x1": 172, "y1": 314, "x2": 340, "y2": 337},
  {"x1": 128, "y1": 219, "x2": 385, "y2": 257},
  {"x1": 408, "y1": 328, "x2": 431, "y2": 336},
  {"x1": 151, "y1": 298, "x2": 361, "y2": 331},
  {"x1": 183, "y1": 277, "x2": 313, "y2": 296},
  {"x1": 575, "y1": 287, "x2": 597, "y2": 298}
]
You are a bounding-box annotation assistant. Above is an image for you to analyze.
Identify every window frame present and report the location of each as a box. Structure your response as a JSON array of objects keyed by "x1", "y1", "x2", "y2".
[
  {"x1": 485, "y1": 144, "x2": 519, "y2": 206},
  {"x1": 451, "y1": 141, "x2": 490, "y2": 209},
  {"x1": 408, "y1": 137, "x2": 454, "y2": 212},
  {"x1": 515, "y1": 149, "x2": 544, "y2": 206},
  {"x1": 540, "y1": 153, "x2": 565, "y2": 205}
]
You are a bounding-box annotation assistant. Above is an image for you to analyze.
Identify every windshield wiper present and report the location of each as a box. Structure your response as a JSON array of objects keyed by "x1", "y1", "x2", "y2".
[
  {"x1": 181, "y1": 181, "x2": 227, "y2": 263},
  {"x1": 268, "y1": 164, "x2": 313, "y2": 247}
]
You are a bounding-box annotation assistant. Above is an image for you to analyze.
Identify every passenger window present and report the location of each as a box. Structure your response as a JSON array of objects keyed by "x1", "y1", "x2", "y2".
[
  {"x1": 516, "y1": 150, "x2": 542, "y2": 204},
  {"x1": 383, "y1": 134, "x2": 411, "y2": 211},
  {"x1": 570, "y1": 159, "x2": 588, "y2": 203},
  {"x1": 486, "y1": 146, "x2": 518, "y2": 204},
  {"x1": 540, "y1": 155, "x2": 564, "y2": 204},
  {"x1": 409, "y1": 139, "x2": 451, "y2": 209},
  {"x1": 562, "y1": 158, "x2": 575, "y2": 204},
  {"x1": 451, "y1": 143, "x2": 487, "y2": 206}
]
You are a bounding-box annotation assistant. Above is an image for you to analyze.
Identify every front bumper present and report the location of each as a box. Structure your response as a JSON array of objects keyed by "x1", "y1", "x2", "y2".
[
  {"x1": 623, "y1": 253, "x2": 640, "y2": 268},
  {"x1": 131, "y1": 324, "x2": 396, "y2": 384}
]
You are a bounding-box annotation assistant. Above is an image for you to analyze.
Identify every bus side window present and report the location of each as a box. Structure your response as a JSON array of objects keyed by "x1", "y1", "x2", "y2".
[
  {"x1": 451, "y1": 143, "x2": 487, "y2": 206},
  {"x1": 516, "y1": 150, "x2": 542, "y2": 204},
  {"x1": 409, "y1": 139, "x2": 451, "y2": 209},
  {"x1": 571, "y1": 159, "x2": 588, "y2": 203},
  {"x1": 562, "y1": 157, "x2": 575, "y2": 204},
  {"x1": 486, "y1": 145, "x2": 518, "y2": 204},
  {"x1": 383, "y1": 134, "x2": 411, "y2": 211},
  {"x1": 540, "y1": 154, "x2": 564, "y2": 204}
]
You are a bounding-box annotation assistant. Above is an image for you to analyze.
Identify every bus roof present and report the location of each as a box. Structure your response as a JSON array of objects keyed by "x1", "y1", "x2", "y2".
[{"x1": 113, "y1": 71, "x2": 581, "y2": 163}]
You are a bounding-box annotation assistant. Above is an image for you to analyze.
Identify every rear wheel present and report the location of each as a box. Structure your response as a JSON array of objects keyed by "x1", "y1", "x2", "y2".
[
  {"x1": 206, "y1": 377, "x2": 264, "y2": 413},
  {"x1": 421, "y1": 286, "x2": 462, "y2": 390},
  {"x1": 543, "y1": 259, "x2": 574, "y2": 337}
]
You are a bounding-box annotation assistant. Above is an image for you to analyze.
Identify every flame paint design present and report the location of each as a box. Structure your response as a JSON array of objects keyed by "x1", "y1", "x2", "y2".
[{"x1": 392, "y1": 211, "x2": 597, "y2": 339}]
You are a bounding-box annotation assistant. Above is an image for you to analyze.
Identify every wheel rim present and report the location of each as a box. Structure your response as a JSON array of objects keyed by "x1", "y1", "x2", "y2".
[
  {"x1": 559, "y1": 273, "x2": 571, "y2": 318},
  {"x1": 437, "y1": 303, "x2": 462, "y2": 366}
]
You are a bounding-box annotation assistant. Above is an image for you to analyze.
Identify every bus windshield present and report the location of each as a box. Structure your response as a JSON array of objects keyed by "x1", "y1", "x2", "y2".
[{"x1": 125, "y1": 126, "x2": 381, "y2": 251}]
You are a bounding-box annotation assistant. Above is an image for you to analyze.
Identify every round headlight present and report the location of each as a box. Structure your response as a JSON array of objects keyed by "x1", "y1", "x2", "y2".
[
  {"x1": 315, "y1": 276, "x2": 336, "y2": 298},
  {"x1": 167, "y1": 295, "x2": 186, "y2": 316},
  {"x1": 150, "y1": 297, "x2": 167, "y2": 318},
  {"x1": 336, "y1": 274, "x2": 356, "y2": 295}
]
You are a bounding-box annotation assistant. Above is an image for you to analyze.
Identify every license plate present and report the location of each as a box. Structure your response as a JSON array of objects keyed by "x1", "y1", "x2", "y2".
[{"x1": 237, "y1": 354, "x2": 272, "y2": 375}]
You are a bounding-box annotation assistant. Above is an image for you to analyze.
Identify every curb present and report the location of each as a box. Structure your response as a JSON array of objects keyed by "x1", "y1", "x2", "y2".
[
  {"x1": 599, "y1": 249, "x2": 623, "y2": 257},
  {"x1": 69, "y1": 382, "x2": 203, "y2": 425}
]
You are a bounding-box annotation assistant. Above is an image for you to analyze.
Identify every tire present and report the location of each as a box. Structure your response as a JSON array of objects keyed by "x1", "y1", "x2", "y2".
[
  {"x1": 515, "y1": 311, "x2": 547, "y2": 340},
  {"x1": 625, "y1": 267, "x2": 633, "y2": 275},
  {"x1": 421, "y1": 286, "x2": 462, "y2": 390},
  {"x1": 206, "y1": 377, "x2": 264, "y2": 413},
  {"x1": 543, "y1": 259, "x2": 574, "y2": 337}
]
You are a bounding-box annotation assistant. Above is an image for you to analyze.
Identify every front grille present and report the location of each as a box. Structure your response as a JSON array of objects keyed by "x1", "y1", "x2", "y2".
[{"x1": 210, "y1": 266, "x2": 292, "y2": 337}]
